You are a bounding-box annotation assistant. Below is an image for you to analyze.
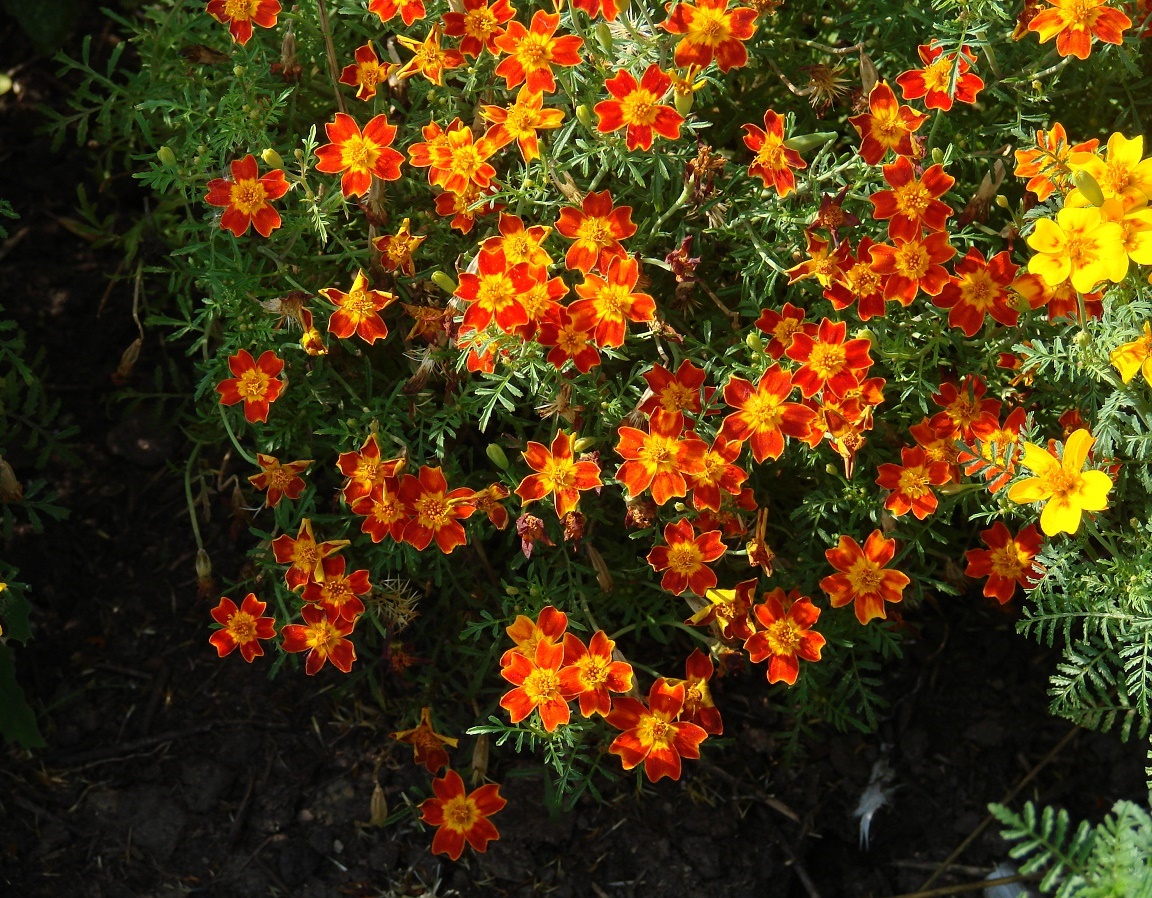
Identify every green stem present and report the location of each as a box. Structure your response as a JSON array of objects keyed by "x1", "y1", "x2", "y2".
[
  {"x1": 183, "y1": 444, "x2": 205, "y2": 551},
  {"x1": 219, "y1": 406, "x2": 259, "y2": 466}
]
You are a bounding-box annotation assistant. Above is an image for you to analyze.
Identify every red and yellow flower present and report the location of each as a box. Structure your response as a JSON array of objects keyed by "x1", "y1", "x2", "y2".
[
  {"x1": 848, "y1": 82, "x2": 929, "y2": 166},
  {"x1": 398, "y1": 466, "x2": 476, "y2": 554},
  {"x1": 270, "y1": 518, "x2": 351, "y2": 590},
  {"x1": 744, "y1": 588, "x2": 825, "y2": 685},
  {"x1": 554, "y1": 190, "x2": 637, "y2": 274},
  {"x1": 419, "y1": 770, "x2": 505, "y2": 860},
  {"x1": 895, "y1": 44, "x2": 984, "y2": 111},
  {"x1": 614, "y1": 414, "x2": 707, "y2": 506},
  {"x1": 868, "y1": 231, "x2": 956, "y2": 305},
  {"x1": 216, "y1": 349, "x2": 286, "y2": 424},
  {"x1": 206, "y1": 0, "x2": 280, "y2": 45},
  {"x1": 280, "y1": 604, "x2": 357, "y2": 674},
  {"x1": 372, "y1": 218, "x2": 426, "y2": 277},
  {"x1": 515, "y1": 430, "x2": 603, "y2": 517},
  {"x1": 568, "y1": 256, "x2": 656, "y2": 348},
  {"x1": 391, "y1": 707, "x2": 459, "y2": 773},
  {"x1": 933, "y1": 247, "x2": 1020, "y2": 337},
  {"x1": 336, "y1": 433, "x2": 405, "y2": 503},
  {"x1": 1026, "y1": 0, "x2": 1131, "y2": 59},
  {"x1": 248, "y1": 454, "x2": 311, "y2": 507},
  {"x1": 453, "y1": 246, "x2": 535, "y2": 335},
  {"x1": 742, "y1": 109, "x2": 807, "y2": 197},
  {"x1": 661, "y1": 0, "x2": 759, "y2": 73},
  {"x1": 964, "y1": 522, "x2": 1043, "y2": 604},
  {"x1": 687, "y1": 578, "x2": 755, "y2": 641},
  {"x1": 314, "y1": 113, "x2": 404, "y2": 199},
  {"x1": 753, "y1": 302, "x2": 816, "y2": 358},
  {"x1": 493, "y1": 10, "x2": 583, "y2": 95},
  {"x1": 442, "y1": 0, "x2": 516, "y2": 57},
  {"x1": 338, "y1": 42, "x2": 393, "y2": 101},
  {"x1": 638, "y1": 359, "x2": 711, "y2": 430},
  {"x1": 368, "y1": 0, "x2": 426, "y2": 26},
  {"x1": 646, "y1": 519, "x2": 727, "y2": 596},
  {"x1": 606, "y1": 678, "x2": 709, "y2": 782},
  {"x1": 300, "y1": 555, "x2": 371, "y2": 623},
  {"x1": 351, "y1": 479, "x2": 411, "y2": 543},
  {"x1": 1007, "y1": 428, "x2": 1113, "y2": 536},
  {"x1": 786, "y1": 318, "x2": 873, "y2": 399},
  {"x1": 824, "y1": 238, "x2": 890, "y2": 320},
  {"x1": 875, "y1": 446, "x2": 951, "y2": 520},
  {"x1": 321, "y1": 270, "x2": 396, "y2": 344},
  {"x1": 685, "y1": 435, "x2": 748, "y2": 512},
  {"x1": 480, "y1": 88, "x2": 565, "y2": 162},
  {"x1": 666, "y1": 649, "x2": 723, "y2": 735},
  {"x1": 209, "y1": 593, "x2": 277, "y2": 663},
  {"x1": 718, "y1": 367, "x2": 816, "y2": 463},
  {"x1": 536, "y1": 306, "x2": 602, "y2": 373},
  {"x1": 502, "y1": 605, "x2": 569, "y2": 667},
  {"x1": 1014, "y1": 123, "x2": 1099, "y2": 202},
  {"x1": 820, "y1": 530, "x2": 911, "y2": 625},
  {"x1": 560, "y1": 631, "x2": 634, "y2": 718},
  {"x1": 868, "y1": 156, "x2": 954, "y2": 241},
  {"x1": 205, "y1": 154, "x2": 289, "y2": 238},
  {"x1": 595, "y1": 64, "x2": 684, "y2": 152}
]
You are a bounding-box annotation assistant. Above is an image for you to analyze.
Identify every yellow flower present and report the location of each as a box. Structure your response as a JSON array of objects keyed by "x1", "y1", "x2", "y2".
[
  {"x1": 1069, "y1": 133, "x2": 1152, "y2": 207},
  {"x1": 1007, "y1": 429, "x2": 1112, "y2": 536},
  {"x1": 1110, "y1": 322, "x2": 1152, "y2": 384},
  {"x1": 1026, "y1": 206, "x2": 1126, "y2": 294}
]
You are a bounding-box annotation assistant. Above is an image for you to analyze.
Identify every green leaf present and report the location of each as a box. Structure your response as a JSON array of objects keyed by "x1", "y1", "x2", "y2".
[{"x1": 2, "y1": 0, "x2": 80, "y2": 56}]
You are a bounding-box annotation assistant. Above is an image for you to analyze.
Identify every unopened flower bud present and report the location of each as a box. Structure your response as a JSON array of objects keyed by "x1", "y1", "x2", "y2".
[
  {"x1": 573, "y1": 436, "x2": 595, "y2": 453},
  {"x1": 674, "y1": 89, "x2": 694, "y2": 117},
  {"x1": 1074, "y1": 330, "x2": 1092, "y2": 349},
  {"x1": 261, "y1": 148, "x2": 285, "y2": 170},
  {"x1": 931, "y1": 147, "x2": 944, "y2": 165},
  {"x1": 995, "y1": 194, "x2": 1010, "y2": 209},
  {"x1": 0, "y1": 74, "x2": 12, "y2": 96},
  {"x1": 1072, "y1": 170, "x2": 1106, "y2": 206},
  {"x1": 575, "y1": 104, "x2": 594, "y2": 129},
  {"x1": 595, "y1": 21, "x2": 613, "y2": 54},
  {"x1": 485, "y1": 443, "x2": 510, "y2": 470},
  {"x1": 233, "y1": 65, "x2": 245, "y2": 78},
  {"x1": 783, "y1": 131, "x2": 836, "y2": 153},
  {"x1": 745, "y1": 331, "x2": 764, "y2": 352},
  {"x1": 430, "y1": 271, "x2": 458, "y2": 294},
  {"x1": 855, "y1": 328, "x2": 877, "y2": 349},
  {"x1": 157, "y1": 146, "x2": 177, "y2": 167},
  {"x1": 368, "y1": 782, "x2": 388, "y2": 827}
]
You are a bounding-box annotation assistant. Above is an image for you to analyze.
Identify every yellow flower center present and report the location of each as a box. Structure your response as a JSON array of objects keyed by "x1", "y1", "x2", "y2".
[
  {"x1": 921, "y1": 56, "x2": 952, "y2": 94},
  {"x1": 523, "y1": 666, "x2": 561, "y2": 703},
  {"x1": 442, "y1": 795, "x2": 480, "y2": 833},
  {"x1": 764, "y1": 617, "x2": 802, "y2": 656},
  {"x1": 896, "y1": 465, "x2": 932, "y2": 497},
  {"x1": 636, "y1": 713, "x2": 674, "y2": 750},
  {"x1": 476, "y1": 273, "x2": 518, "y2": 312},
  {"x1": 415, "y1": 493, "x2": 450, "y2": 528},
  {"x1": 960, "y1": 269, "x2": 998, "y2": 311},
  {"x1": 576, "y1": 217, "x2": 614, "y2": 248},
  {"x1": 638, "y1": 434, "x2": 679, "y2": 472},
  {"x1": 893, "y1": 180, "x2": 930, "y2": 217},
  {"x1": 342, "y1": 286, "x2": 378, "y2": 318},
  {"x1": 342, "y1": 135, "x2": 380, "y2": 173},
  {"x1": 666, "y1": 541, "x2": 705, "y2": 575},
  {"x1": 224, "y1": 0, "x2": 259, "y2": 21},
  {"x1": 806, "y1": 342, "x2": 847, "y2": 380},
  {"x1": 227, "y1": 610, "x2": 258, "y2": 643},
  {"x1": 306, "y1": 618, "x2": 340, "y2": 651},
  {"x1": 894, "y1": 241, "x2": 931, "y2": 279},
  {"x1": 755, "y1": 136, "x2": 785, "y2": 171},
  {"x1": 621, "y1": 90, "x2": 659, "y2": 126},
  {"x1": 542, "y1": 456, "x2": 576, "y2": 491},
  {"x1": 518, "y1": 33, "x2": 551, "y2": 67},
  {"x1": 989, "y1": 542, "x2": 1026, "y2": 580},
  {"x1": 846, "y1": 556, "x2": 882, "y2": 594},
  {"x1": 578, "y1": 656, "x2": 609, "y2": 688},
  {"x1": 846, "y1": 261, "x2": 883, "y2": 295},
  {"x1": 691, "y1": 8, "x2": 730, "y2": 45},
  {"x1": 742, "y1": 391, "x2": 783, "y2": 430},
  {"x1": 659, "y1": 382, "x2": 695, "y2": 413},
  {"x1": 238, "y1": 368, "x2": 272, "y2": 401},
  {"x1": 465, "y1": 7, "x2": 498, "y2": 38},
  {"x1": 229, "y1": 179, "x2": 268, "y2": 216}
]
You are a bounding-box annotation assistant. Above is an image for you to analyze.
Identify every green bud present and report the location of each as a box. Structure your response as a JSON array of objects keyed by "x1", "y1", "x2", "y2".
[
  {"x1": 782, "y1": 131, "x2": 836, "y2": 153},
  {"x1": 573, "y1": 436, "x2": 595, "y2": 453},
  {"x1": 745, "y1": 331, "x2": 764, "y2": 352},
  {"x1": 0, "y1": 74, "x2": 13, "y2": 96},
  {"x1": 594, "y1": 21, "x2": 613, "y2": 55},
  {"x1": 995, "y1": 194, "x2": 1010, "y2": 209},
  {"x1": 261, "y1": 148, "x2": 285, "y2": 170},
  {"x1": 674, "y1": 89, "x2": 694, "y2": 117},
  {"x1": 575, "y1": 104, "x2": 594, "y2": 129},
  {"x1": 233, "y1": 65, "x2": 245, "y2": 78},
  {"x1": 931, "y1": 147, "x2": 944, "y2": 165},
  {"x1": 1074, "y1": 330, "x2": 1092, "y2": 349},
  {"x1": 486, "y1": 443, "x2": 510, "y2": 470},
  {"x1": 157, "y1": 146, "x2": 177, "y2": 167},
  {"x1": 430, "y1": 271, "x2": 458, "y2": 294},
  {"x1": 855, "y1": 328, "x2": 877, "y2": 349},
  {"x1": 1072, "y1": 169, "x2": 1106, "y2": 206}
]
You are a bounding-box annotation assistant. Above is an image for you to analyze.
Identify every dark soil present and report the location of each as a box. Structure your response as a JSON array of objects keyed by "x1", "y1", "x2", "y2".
[{"x1": 0, "y1": 10, "x2": 1146, "y2": 898}]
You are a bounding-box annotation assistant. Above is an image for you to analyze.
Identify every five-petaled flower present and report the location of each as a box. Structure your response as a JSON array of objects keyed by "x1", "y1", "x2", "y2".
[
  {"x1": 391, "y1": 707, "x2": 459, "y2": 773},
  {"x1": 554, "y1": 190, "x2": 637, "y2": 274},
  {"x1": 493, "y1": 10, "x2": 584, "y2": 95},
  {"x1": 661, "y1": 0, "x2": 758, "y2": 73},
  {"x1": 270, "y1": 518, "x2": 351, "y2": 590},
  {"x1": 453, "y1": 245, "x2": 535, "y2": 335},
  {"x1": 280, "y1": 604, "x2": 357, "y2": 674},
  {"x1": 500, "y1": 637, "x2": 574, "y2": 731},
  {"x1": 321, "y1": 270, "x2": 396, "y2": 344},
  {"x1": 1026, "y1": 205, "x2": 1126, "y2": 294},
  {"x1": 419, "y1": 770, "x2": 506, "y2": 860},
  {"x1": 1007, "y1": 428, "x2": 1113, "y2": 536},
  {"x1": 718, "y1": 366, "x2": 816, "y2": 463},
  {"x1": 606, "y1": 678, "x2": 709, "y2": 782},
  {"x1": 314, "y1": 113, "x2": 404, "y2": 199},
  {"x1": 744, "y1": 588, "x2": 825, "y2": 685},
  {"x1": 595, "y1": 64, "x2": 684, "y2": 152},
  {"x1": 868, "y1": 156, "x2": 954, "y2": 242},
  {"x1": 1111, "y1": 322, "x2": 1152, "y2": 385},
  {"x1": 216, "y1": 349, "x2": 287, "y2": 424},
  {"x1": 206, "y1": 0, "x2": 280, "y2": 45},
  {"x1": 300, "y1": 555, "x2": 371, "y2": 623},
  {"x1": 964, "y1": 522, "x2": 1043, "y2": 604},
  {"x1": 338, "y1": 42, "x2": 393, "y2": 101},
  {"x1": 399, "y1": 466, "x2": 476, "y2": 553},
  {"x1": 875, "y1": 446, "x2": 951, "y2": 520},
  {"x1": 895, "y1": 44, "x2": 984, "y2": 111},
  {"x1": 443, "y1": 0, "x2": 516, "y2": 57},
  {"x1": 569, "y1": 256, "x2": 656, "y2": 347},
  {"x1": 614, "y1": 414, "x2": 707, "y2": 505},
  {"x1": 205, "y1": 154, "x2": 289, "y2": 238},
  {"x1": 248, "y1": 454, "x2": 312, "y2": 507},
  {"x1": 786, "y1": 318, "x2": 873, "y2": 399},
  {"x1": 561, "y1": 630, "x2": 634, "y2": 718},
  {"x1": 743, "y1": 109, "x2": 807, "y2": 197},
  {"x1": 372, "y1": 218, "x2": 426, "y2": 277},
  {"x1": 646, "y1": 518, "x2": 727, "y2": 596},
  {"x1": 1026, "y1": 0, "x2": 1131, "y2": 59},
  {"x1": 848, "y1": 82, "x2": 929, "y2": 166},
  {"x1": 516, "y1": 430, "x2": 603, "y2": 517},
  {"x1": 820, "y1": 530, "x2": 911, "y2": 625},
  {"x1": 480, "y1": 88, "x2": 566, "y2": 163},
  {"x1": 209, "y1": 593, "x2": 277, "y2": 662},
  {"x1": 934, "y1": 247, "x2": 1020, "y2": 337}
]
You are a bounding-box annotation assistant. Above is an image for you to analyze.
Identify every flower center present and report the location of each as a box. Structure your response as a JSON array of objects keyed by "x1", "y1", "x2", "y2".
[
  {"x1": 577, "y1": 218, "x2": 614, "y2": 248},
  {"x1": 765, "y1": 618, "x2": 802, "y2": 656},
  {"x1": 476, "y1": 273, "x2": 517, "y2": 311},
  {"x1": 238, "y1": 369, "x2": 271, "y2": 400},
  {"x1": 342, "y1": 135, "x2": 379, "y2": 173},
  {"x1": 894, "y1": 241, "x2": 931, "y2": 279},
  {"x1": 621, "y1": 90, "x2": 659, "y2": 126},
  {"x1": 415, "y1": 493, "x2": 449, "y2": 527},
  {"x1": 519, "y1": 34, "x2": 550, "y2": 66},
  {"x1": 228, "y1": 611, "x2": 258, "y2": 642},
  {"x1": 692, "y1": 8, "x2": 729, "y2": 44},
  {"x1": 637, "y1": 713, "x2": 674, "y2": 749},
  {"x1": 922, "y1": 56, "x2": 952, "y2": 94},
  {"x1": 443, "y1": 796, "x2": 479, "y2": 832},
  {"x1": 990, "y1": 542, "x2": 1026, "y2": 580},
  {"x1": 755, "y1": 137, "x2": 785, "y2": 171},
  {"x1": 667, "y1": 542, "x2": 705, "y2": 575},
  {"x1": 847, "y1": 557, "x2": 882, "y2": 594},
  {"x1": 896, "y1": 465, "x2": 931, "y2": 497},
  {"x1": 639, "y1": 434, "x2": 679, "y2": 471},
  {"x1": 523, "y1": 667, "x2": 561, "y2": 703},
  {"x1": 230, "y1": 179, "x2": 268, "y2": 216},
  {"x1": 893, "y1": 180, "x2": 930, "y2": 217},
  {"x1": 224, "y1": 0, "x2": 257, "y2": 20},
  {"x1": 807, "y1": 342, "x2": 847, "y2": 380},
  {"x1": 743, "y1": 391, "x2": 782, "y2": 429}
]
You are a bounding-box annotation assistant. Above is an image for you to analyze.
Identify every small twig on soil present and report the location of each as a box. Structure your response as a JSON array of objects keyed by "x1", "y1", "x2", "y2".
[
  {"x1": 49, "y1": 722, "x2": 217, "y2": 767},
  {"x1": 890, "y1": 872, "x2": 1040, "y2": 898},
  {"x1": 918, "y1": 725, "x2": 1080, "y2": 890},
  {"x1": 697, "y1": 760, "x2": 801, "y2": 823}
]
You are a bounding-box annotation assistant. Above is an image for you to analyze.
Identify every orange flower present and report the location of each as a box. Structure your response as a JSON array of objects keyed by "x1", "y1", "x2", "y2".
[
  {"x1": 215, "y1": 349, "x2": 286, "y2": 424},
  {"x1": 536, "y1": 306, "x2": 602, "y2": 373},
  {"x1": 270, "y1": 518, "x2": 351, "y2": 590},
  {"x1": 820, "y1": 530, "x2": 910, "y2": 625},
  {"x1": 786, "y1": 318, "x2": 873, "y2": 399},
  {"x1": 646, "y1": 518, "x2": 726, "y2": 596},
  {"x1": 718, "y1": 366, "x2": 816, "y2": 463},
  {"x1": 515, "y1": 265, "x2": 570, "y2": 339},
  {"x1": 824, "y1": 238, "x2": 890, "y2": 321},
  {"x1": 685, "y1": 435, "x2": 748, "y2": 512},
  {"x1": 868, "y1": 231, "x2": 956, "y2": 305},
  {"x1": 410, "y1": 121, "x2": 503, "y2": 194},
  {"x1": 868, "y1": 156, "x2": 955, "y2": 242},
  {"x1": 933, "y1": 247, "x2": 1019, "y2": 337},
  {"x1": 336, "y1": 433, "x2": 405, "y2": 503},
  {"x1": 314, "y1": 113, "x2": 404, "y2": 199},
  {"x1": 930, "y1": 375, "x2": 1001, "y2": 441},
  {"x1": 742, "y1": 109, "x2": 806, "y2": 197},
  {"x1": 480, "y1": 88, "x2": 565, "y2": 163},
  {"x1": 398, "y1": 466, "x2": 476, "y2": 554},
  {"x1": 248, "y1": 454, "x2": 311, "y2": 507},
  {"x1": 753, "y1": 302, "x2": 816, "y2": 358},
  {"x1": 321, "y1": 270, "x2": 396, "y2": 344},
  {"x1": 1013, "y1": 123, "x2": 1099, "y2": 202},
  {"x1": 744, "y1": 589, "x2": 825, "y2": 685},
  {"x1": 568, "y1": 256, "x2": 656, "y2": 348},
  {"x1": 785, "y1": 231, "x2": 847, "y2": 288},
  {"x1": 433, "y1": 182, "x2": 501, "y2": 234},
  {"x1": 391, "y1": 707, "x2": 459, "y2": 773},
  {"x1": 419, "y1": 770, "x2": 506, "y2": 860},
  {"x1": 1027, "y1": 0, "x2": 1131, "y2": 59},
  {"x1": 665, "y1": 649, "x2": 723, "y2": 735},
  {"x1": 515, "y1": 430, "x2": 602, "y2": 517},
  {"x1": 594, "y1": 64, "x2": 684, "y2": 152},
  {"x1": 606, "y1": 678, "x2": 709, "y2": 782},
  {"x1": 204, "y1": 154, "x2": 289, "y2": 238},
  {"x1": 280, "y1": 604, "x2": 357, "y2": 674},
  {"x1": 910, "y1": 417, "x2": 962, "y2": 483},
  {"x1": 473, "y1": 482, "x2": 512, "y2": 530},
  {"x1": 875, "y1": 446, "x2": 951, "y2": 520},
  {"x1": 481, "y1": 213, "x2": 554, "y2": 268},
  {"x1": 965, "y1": 522, "x2": 1043, "y2": 604},
  {"x1": 848, "y1": 82, "x2": 929, "y2": 166},
  {"x1": 502, "y1": 605, "x2": 569, "y2": 667},
  {"x1": 338, "y1": 41, "x2": 393, "y2": 101},
  {"x1": 368, "y1": 0, "x2": 425, "y2": 25},
  {"x1": 614, "y1": 414, "x2": 707, "y2": 506},
  {"x1": 554, "y1": 189, "x2": 637, "y2": 274},
  {"x1": 1011, "y1": 271, "x2": 1104, "y2": 322},
  {"x1": 493, "y1": 10, "x2": 583, "y2": 95},
  {"x1": 209, "y1": 593, "x2": 277, "y2": 663},
  {"x1": 205, "y1": 0, "x2": 280, "y2": 45},
  {"x1": 559, "y1": 631, "x2": 634, "y2": 718},
  {"x1": 300, "y1": 555, "x2": 371, "y2": 623},
  {"x1": 442, "y1": 0, "x2": 516, "y2": 56},
  {"x1": 638, "y1": 359, "x2": 712, "y2": 431},
  {"x1": 895, "y1": 44, "x2": 984, "y2": 111},
  {"x1": 572, "y1": 0, "x2": 625, "y2": 20},
  {"x1": 661, "y1": 0, "x2": 758, "y2": 73},
  {"x1": 687, "y1": 579, "x2": 755, "y2": 641},
  {"x1": 500, "y1": 638, "x2": 574, "y2": 731},
  {"x1": 372, "y1": 218, "x2": 426, "y2": 277},
  {"x1": 453, "y1": 246, "x2": 535, "y2": 334}
]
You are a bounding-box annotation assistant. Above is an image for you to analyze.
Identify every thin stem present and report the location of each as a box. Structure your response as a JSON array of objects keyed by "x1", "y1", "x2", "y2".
[
  {"x1": 219, "y1": 406, "x2": 259, "y2": 466},
  {"x1": 316, "y1": 0, "x2": 348, "y2": 116},
  {"x1": 184, "y1": 444, "x2": 205, "y2": 551}
]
